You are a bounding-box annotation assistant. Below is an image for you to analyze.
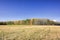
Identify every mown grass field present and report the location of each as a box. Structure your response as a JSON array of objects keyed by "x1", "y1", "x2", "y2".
[{"x1": 0, "y1": 25, "x2": 60, "y2": 40}]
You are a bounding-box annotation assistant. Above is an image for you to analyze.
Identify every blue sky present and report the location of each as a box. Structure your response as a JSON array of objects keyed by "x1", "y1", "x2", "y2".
[{"x1": 0, "y1": 0, "x2": 60, "y2": 21}]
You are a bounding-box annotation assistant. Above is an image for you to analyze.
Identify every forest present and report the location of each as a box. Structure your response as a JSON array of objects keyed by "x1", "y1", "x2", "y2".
[{"x1": 0, "y1": 18, "x2": 60, "y2": 25}]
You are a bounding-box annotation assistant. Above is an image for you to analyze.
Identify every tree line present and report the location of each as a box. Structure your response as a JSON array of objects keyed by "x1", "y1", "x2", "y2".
[{"x1": 0, "y1": 19, "x2": 60, "y2": 25}]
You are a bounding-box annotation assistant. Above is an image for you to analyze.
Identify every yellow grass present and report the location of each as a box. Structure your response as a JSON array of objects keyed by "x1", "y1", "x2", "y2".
[{"x1": 0, "y1": 25, "x2": 60, "y2": 40}]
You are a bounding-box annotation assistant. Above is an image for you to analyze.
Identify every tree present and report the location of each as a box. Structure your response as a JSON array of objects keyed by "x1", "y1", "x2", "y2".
[{"x1": 7, "y1": 21, "x2": 14, "y2": 25}]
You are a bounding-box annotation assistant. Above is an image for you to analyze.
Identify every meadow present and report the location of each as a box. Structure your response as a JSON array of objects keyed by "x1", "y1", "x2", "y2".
[{"x1": 0, "y1": 25, "x2": 60, "y2": 40}]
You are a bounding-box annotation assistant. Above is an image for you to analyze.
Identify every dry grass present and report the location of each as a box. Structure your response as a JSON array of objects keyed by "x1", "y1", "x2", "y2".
[{"x1": 0, "y1": 25, "x2": 60, "y2": 40}]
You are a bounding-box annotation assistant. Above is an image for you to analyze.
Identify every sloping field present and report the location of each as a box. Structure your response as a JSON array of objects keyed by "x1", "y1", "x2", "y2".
[{"x1": 0, "y1": 25, "x2": 60, "y2": 40}]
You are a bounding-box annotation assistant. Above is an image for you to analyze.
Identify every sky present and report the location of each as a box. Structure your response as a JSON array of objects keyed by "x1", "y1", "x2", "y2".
[{"x1": 0, "y1": 0, "x2": 60, "y2": 21}]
